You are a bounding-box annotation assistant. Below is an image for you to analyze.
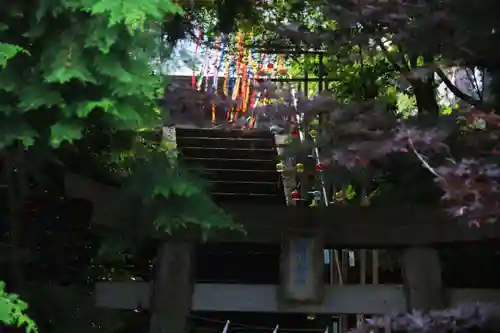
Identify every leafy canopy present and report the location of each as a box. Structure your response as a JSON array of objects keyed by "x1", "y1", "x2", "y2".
[
  {"x1": 0, "y1": 0, "x2": 183, "y2": 149},
  {"x1": 0, "y1": 0, "x2": 238, "y2": 234}
]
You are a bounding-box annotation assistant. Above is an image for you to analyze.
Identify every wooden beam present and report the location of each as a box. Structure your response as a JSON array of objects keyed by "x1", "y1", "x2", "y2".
[
  {"x1": 95, "y1": 282, "x2": 500, "y2": 314},
  {"x1": 65, "y1": 173, "x2": 500, "y2": 247}
]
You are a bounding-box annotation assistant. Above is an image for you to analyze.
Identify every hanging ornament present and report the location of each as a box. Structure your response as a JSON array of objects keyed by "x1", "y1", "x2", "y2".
[
  {"x1": 309, "y1": 191, "x2": 321, "y2": 208},
  {"x1": 291, "y1": 128, "x2": 299, "y2": 137},
  {"x1": 276, "y1": 161, "x2": 285, "y2": 172},
  {"x1": 360, "y1": 195, "x2": 371, "y2": 207},
  {"x1": 310, "y1": 118, "x2": 319, "y2": 126},
  {"x1": 309, "y1": 129, "x2": 318, "y2": 139},
  {"x1": 295, "y1": 163, "x2": 305, "y2": 173},
  {"x1": 360, "y1": 187, "x2": 370, "y2": 207},
  {"x1": 333, "y1": 190, "x2": 345, "y2": 203},
  {"x1": 291, "y1": 189, "x2": 300, "y2": 201},
  {"x1": 312, "y1": 190, "x2": 322, "y2": 201},
  {"x1": 315, "y1": 162, "x2": 325, "y2": 171},
  {"x1": 267, "y1": 63, "x2": 274, "y2": 70}
]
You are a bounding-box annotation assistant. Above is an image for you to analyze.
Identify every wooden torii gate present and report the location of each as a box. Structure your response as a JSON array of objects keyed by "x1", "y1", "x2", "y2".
[
  {"x1": 64, "y1": 42, "x2": 500, "y2": 333},
  {"x1": 65, "y1": 127, "x2": 500, "y2": 333}
]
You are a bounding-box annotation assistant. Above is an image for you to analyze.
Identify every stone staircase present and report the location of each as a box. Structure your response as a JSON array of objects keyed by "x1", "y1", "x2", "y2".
[{"x1": 175, "y1": 128, "x2": 285, "y2": 204}]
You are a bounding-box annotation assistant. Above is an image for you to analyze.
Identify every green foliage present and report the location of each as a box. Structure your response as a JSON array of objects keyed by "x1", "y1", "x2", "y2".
[
  {"x1": 328, "y1": 56, "x2": 397, "y2": 103},
  {"x1": 0, "y1": 0, "x2": 183, "y2": 150},
  {"x1": 0, "y1": 0, "x2": 235, "y2": 232},
  {"x1": 394, "y1": 91, "x2": 417, "y2": 117},
  {"x1": 0, "y1": 281, "x2": 38, "y2": 333},
  {"x1": 0, "y1": 42, "x2": 25, "y2": 69},
  {"x1": 0, "y1": 1, "x2": 242, "y2": 317},
  {"x1": 117, "y1": 135, "x2": 240, "y2": 233},
  {"x1": 0, "y1": 0, "x2": 243, "y2": 328}
]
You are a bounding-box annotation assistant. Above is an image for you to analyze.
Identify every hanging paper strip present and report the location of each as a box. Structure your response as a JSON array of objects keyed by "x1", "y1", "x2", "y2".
[
  {"x1": 249, "y1": 91, "x2": 262, "y2": 128},
  {"x1": 230, "y1": 32, "x2": 245, "y2": 121},
  {"x1": 222, "y1": 58, "x2": 230, "y2": 97},
  {"x1": 225, "y1": 59, "x2": 235, "y2": 120},
  {"x1": 231, "y1": 75, "x2": 241, "y2": 121},
  {"x1": 259, "y1": 53, "x2": 267, "y2": 73},
  {"x1": 192, "y1": 29, "x2": 202, "y2": 88},
  {"x1": 210, "y1": 35, "x2": 222, "y2": 122},
  {"x1": 239, "y1": 62, "x2": 248, "y2": 113},
  {"x1": 211, "y1": 38, "x2": 226, "y2": 122},
  {"x1": 241, "y1": 33, "x2": 255, "y2": 114},
  {"x1": 222, "y1": 59, "x2": 230, "y2": 100},
  {"x1": 205, "y1": 35, "x2": 218, "y2": 94},
  {"x1": 221, "y1": 321, "x2": 230, "y2": 333},
  {"x1": 237, "y1": 33, "x2": 251, "y2": 116},
  {"x1": 197, "y1": 50, "x2": 209, "y2": 91},
  {"x1": 247, "y1": 35, "x2": 259, "y2": 110},
  {"x1": 277, "y1": 54, "x2": 285, "y2": 70},
  {"x1": 210, "y1": 35, "x2": 221, "y2": 94},
  {"x1": 214, "y1": 35, "x2": 225, "y2": 91}
]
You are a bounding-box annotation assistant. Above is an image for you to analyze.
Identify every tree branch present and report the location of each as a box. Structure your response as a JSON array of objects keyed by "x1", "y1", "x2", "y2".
[{"x1": 434, "y1": 67, "x2": 492, "y2": 111}]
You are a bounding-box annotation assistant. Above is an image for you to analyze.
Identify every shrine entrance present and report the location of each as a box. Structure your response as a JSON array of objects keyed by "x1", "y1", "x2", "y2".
[{"x1": 66, "y1": 36, "x2": 500, "y2": 333}]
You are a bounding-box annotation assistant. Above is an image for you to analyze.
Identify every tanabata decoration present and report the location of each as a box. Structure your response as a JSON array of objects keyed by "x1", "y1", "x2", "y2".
[
  {"x1": 309, "y1": 190, "x2": 322, "y2": 207},
  {"x1": 276, "y1": 161, "x2": 285, "y2": 172},
  {"x1": 191, "y1": 29, "x2": 202, "y2": 88},
  {"x1": 189, "y1": 30, "x2": 283, "y2": 127}
]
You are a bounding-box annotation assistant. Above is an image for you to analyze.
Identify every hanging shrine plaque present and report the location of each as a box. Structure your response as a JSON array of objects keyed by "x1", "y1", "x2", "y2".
[{"x1": 280, "y1": 232, "x2": 324, "y2": 304}]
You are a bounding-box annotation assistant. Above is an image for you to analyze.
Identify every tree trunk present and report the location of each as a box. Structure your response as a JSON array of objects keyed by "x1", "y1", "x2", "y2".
[{"x1": 411, "y1": 78, "x2": 440, "y2": 124}]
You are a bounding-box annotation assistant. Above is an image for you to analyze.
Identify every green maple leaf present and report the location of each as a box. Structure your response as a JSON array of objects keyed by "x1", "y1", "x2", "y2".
[
  {"x1": 0, "y1": 281, "x2": 38, "y2": 333},
  {"x1": 97, "y1": 102, "x2": 139, "y2": 130},
  {"x1": 169, "y1": 170, "x2": 204, "y2": 197},
  {"x1": 73, "y1": 99, "x2": 115, "y2": 118},
  {"x1": 89, "y1": 0, "x2": 124, "y2": 27},
  {"x1": 49, "y1": 121, "x2": 83, "y2": 147},
  {"x1": 0, "y1": 123, "x2": 38, "y2": 149},
  {"x1": 44, "y1": 64, "x2": 96, "y2": 84},
  {"x1": 94, "y1": 56, "x2": 135, "y2": 83},
  {"x1": 17, "y1": 85, "x2": 63, "y2": 111},
  {"x1": 112, "y1": 101, "x2": 142, "y2": 123},
  {"x1": 41, "y1": 39, "x2": 96, "y2": 84},
  {"x1": 0, "y1": 42, "x2": 25, "y2": 68},
  {"x1": 84, "y1": 17, "x2": 119, "y2": 53},
  {"x1": 89, "y1": 0, "x2": 184, "y2": 30}
]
